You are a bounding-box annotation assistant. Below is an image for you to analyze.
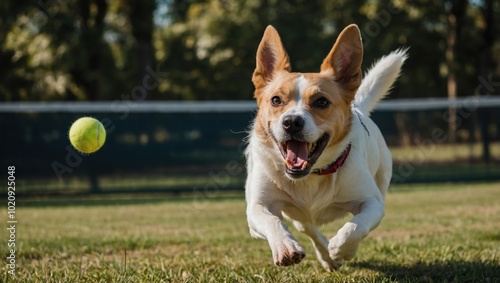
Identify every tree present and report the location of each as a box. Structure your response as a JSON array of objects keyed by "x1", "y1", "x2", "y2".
[
  {"x1": 477, "y1": 0, "x2": 495, "y2": 161},
  {"x1": 445, "y1": 0, "x2": 468, "y2": 143},
  {"x1": 0, "y1": 0, "x2": 499, "y2": 107},
  {"x1": 125, "y1": 0, "x2": 157, "y2": 100}
]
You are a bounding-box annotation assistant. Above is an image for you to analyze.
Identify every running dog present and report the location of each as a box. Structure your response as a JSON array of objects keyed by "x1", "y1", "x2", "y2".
[{"x1": 245, "y1": 24, "x2": 407, "y2": 270}]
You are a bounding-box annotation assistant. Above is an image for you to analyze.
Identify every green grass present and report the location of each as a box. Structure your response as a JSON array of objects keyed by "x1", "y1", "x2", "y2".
[{"x1": 2, "y1": 183, "x2": 500, "y2": 282}]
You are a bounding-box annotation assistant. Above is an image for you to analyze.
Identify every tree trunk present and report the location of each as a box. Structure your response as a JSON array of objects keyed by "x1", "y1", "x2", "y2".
[
  {"x1": 127, "y1": 0, "x2": 157, "y2": 100},
  {"x1": 478, "y1": 0, "x2": 494, "y2": 162},
  {"x1": 445, "y1": 0, "x2": 467, "y2": 143},
  {"x1": 446, "y1": 13, "x2": 457, "y2": 143}
]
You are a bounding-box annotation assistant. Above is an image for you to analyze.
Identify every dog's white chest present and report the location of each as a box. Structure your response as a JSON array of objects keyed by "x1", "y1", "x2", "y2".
[{"x1": 279, "y1": 177, "x2": 350, "y2": 225}]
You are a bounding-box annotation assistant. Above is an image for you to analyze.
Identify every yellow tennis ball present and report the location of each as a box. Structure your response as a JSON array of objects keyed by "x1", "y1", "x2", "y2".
[{"x1": 69, "y1": 117, "x2": 106, "y2": 154}]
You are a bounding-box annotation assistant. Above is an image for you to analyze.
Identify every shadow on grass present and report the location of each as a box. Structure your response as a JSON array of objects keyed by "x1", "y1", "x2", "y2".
[{"x1": 354, "y1": 260, "x2": 499, "y2": 282}]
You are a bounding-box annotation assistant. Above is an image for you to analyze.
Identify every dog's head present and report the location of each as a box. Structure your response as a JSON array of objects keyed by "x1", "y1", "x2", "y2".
[{"x1": 252, "y1": 25, "x2": 363, "y2": 180}]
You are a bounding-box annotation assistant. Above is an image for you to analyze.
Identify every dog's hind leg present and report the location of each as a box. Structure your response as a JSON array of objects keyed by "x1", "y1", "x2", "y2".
[{"x1": 293, "y1": 221, "x2": 341, "y2": 271}]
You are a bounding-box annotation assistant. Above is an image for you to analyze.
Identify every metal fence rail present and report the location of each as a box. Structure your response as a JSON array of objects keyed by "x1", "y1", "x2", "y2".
[
  {"x1": 2, "y1": 96, "x2": 500, "y2": 113},
  {"x1": 2, "y1": 98, "x2": 499, "y2": 196}
]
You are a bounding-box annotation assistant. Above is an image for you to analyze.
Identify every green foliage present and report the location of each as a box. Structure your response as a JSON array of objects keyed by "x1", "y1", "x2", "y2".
[{"x1": 0, "y1": 0, "x2": 499, "y2": 101}]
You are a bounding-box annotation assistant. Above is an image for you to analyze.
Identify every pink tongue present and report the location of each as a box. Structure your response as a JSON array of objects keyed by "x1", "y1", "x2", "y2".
[{"x1": 286, "y1": 140, "x2": 308, "y2": 168}]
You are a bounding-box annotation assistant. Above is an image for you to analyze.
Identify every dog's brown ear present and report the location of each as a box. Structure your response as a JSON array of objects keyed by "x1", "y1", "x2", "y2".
[
  {"x1": 252, "y1": 26, "x2": 291, "y2": 101},
  {"x1": 321, "y1": 24, "x2": 363, "y2": 92}
]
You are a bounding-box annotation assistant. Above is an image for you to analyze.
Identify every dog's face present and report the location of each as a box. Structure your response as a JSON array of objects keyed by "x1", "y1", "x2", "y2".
[{"x1": 252, "y1": 25, "x2": 363, "y2": 179}]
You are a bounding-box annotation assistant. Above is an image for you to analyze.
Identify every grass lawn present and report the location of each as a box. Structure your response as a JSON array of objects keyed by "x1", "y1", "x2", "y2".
[{"x1": 2, "y1": 182, "x2": 500, "y2": 282}]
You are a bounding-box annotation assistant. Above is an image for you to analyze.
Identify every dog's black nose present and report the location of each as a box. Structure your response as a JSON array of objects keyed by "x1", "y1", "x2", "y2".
[{"x1": 282, "y1": 115, "x2": 305, "y2": 133}]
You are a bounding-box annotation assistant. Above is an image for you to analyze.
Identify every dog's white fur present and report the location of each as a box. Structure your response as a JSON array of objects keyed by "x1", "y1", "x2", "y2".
[
  {"x1": 355, "y1": 49, "x2": 409, "y2": 114},
  {"x1": 245, "y1": 25, "x2": 407, "y2": 271}
]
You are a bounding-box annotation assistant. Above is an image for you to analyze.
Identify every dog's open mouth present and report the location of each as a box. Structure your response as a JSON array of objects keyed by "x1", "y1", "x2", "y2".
[{"x1": 279, "y1": 133, "x2": 329, "y2": 177}]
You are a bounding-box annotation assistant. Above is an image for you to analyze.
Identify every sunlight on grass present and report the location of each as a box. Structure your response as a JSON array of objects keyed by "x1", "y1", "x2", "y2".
[{"x1": 2, "y1": 182, "x2": 499, "y2": 282}]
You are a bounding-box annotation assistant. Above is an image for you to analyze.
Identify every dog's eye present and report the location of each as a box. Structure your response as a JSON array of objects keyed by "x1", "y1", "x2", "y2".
[
  {"x1": 314, "y1": 97, "x2": 330, "y2": 109},
  {"x1": 271, "y1": 96, "x2": 283, "y2": 107}
]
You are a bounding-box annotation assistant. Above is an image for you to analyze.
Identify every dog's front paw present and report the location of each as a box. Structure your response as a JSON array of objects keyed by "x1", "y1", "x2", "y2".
[
  {"x1": 328, "y1": 236, "x2": 358, "y2": 263},
  {"x1": 328, "y1": 224, "x2": 362, "y2": 263},
  {"x1": 319, "y1": 257, "x2": 343, "y2": 271},
  {"x1": 271, "y1": 238, "x2": 305, "y2": 266}
]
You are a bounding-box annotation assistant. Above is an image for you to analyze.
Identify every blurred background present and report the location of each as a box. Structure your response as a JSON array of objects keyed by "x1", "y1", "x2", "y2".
[{"x1": 1, "y1": 0, "x2": 499, "y2": 196}]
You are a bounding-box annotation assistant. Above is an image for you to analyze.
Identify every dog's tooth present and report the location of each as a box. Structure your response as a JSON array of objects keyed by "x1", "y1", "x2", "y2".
[
  {"x1": 301, "y1": 161, "x2": 308, "y2": 170},
  {"x1": 308, "y1": 143, "x2": 314, "y2": 158}
]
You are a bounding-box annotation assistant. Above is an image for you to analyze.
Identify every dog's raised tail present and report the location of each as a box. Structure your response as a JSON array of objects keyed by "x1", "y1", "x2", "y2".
[{"x1": 355, "y1": 48, "x2": 408, "y2": 115}]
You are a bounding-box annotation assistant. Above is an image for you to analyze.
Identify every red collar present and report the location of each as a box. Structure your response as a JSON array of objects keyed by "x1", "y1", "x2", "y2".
[{"x1": 314, "y1": 143, "x2": 351, "y2": 175}]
